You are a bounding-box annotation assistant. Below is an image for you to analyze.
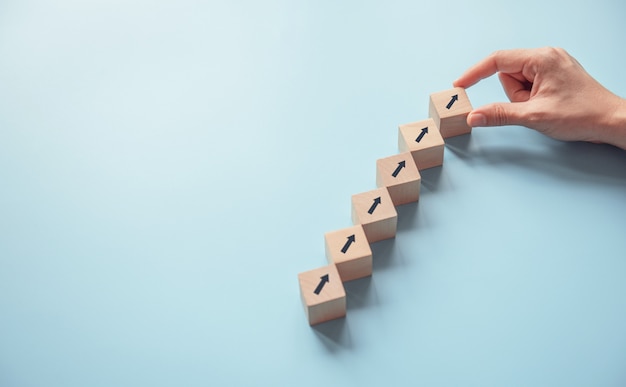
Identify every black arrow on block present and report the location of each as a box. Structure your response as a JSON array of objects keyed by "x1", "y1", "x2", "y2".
[
  {"x1": 392, "y1": 161, "x2": 406, "y2": 178},
  {"x1": 415, "y1": 127, "x2": 428, "y2": 143},
  {"x1": 313, "y1": 274, "x2": 329, "y2": 295},
  {"x1": 341, "y1": 234, "x2": 356, "y2": 254},
  {"x1": 368, "y1": 197, "x2": 381, "y2": 214},
  {"x1": 446, "y1": 94, "x2": 458, "y2": 109}
]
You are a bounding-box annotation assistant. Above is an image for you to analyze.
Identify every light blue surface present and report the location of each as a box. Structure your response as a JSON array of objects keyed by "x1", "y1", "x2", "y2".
[{"x1": 1, "y1": 1, "x2": 626, "y2": 386}]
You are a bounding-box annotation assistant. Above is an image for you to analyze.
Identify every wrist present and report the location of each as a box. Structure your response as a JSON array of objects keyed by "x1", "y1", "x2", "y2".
[{"x1": 598, "y1": 96, "x2": 626, "y2": 150}]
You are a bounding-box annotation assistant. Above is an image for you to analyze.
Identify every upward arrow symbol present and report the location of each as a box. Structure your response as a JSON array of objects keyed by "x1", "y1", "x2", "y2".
[
  {"x1": 368, "y1": 197, "x2": 381, "y2": 214},
  {"x1": 341, "y1": 235, "x2": 356, "y2": 254},
  {"x1": 392, "y1": 161, "x2": 406, "y2": 178},
  {"x1": 415, "y1": 127, "x2": 428, "y2": 143},
  {"x1": 313, "y1": 274, "x2": 329, "y2": 295},
  {"x1": 446, "y1": 94, "x2": 458, "y2": 109}
]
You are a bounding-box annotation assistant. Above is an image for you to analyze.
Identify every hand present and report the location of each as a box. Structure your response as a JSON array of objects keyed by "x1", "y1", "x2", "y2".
[{"x1": 453, "y1": 47, "x2": 626, "y2": 150}]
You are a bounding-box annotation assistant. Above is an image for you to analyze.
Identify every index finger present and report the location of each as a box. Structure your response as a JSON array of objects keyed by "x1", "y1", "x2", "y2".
[{"x1": 452, "y1": 49, "x2": 536, "y2": 88}]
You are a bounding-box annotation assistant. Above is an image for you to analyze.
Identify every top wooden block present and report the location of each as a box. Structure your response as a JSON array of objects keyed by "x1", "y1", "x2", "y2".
[{"x1": 429, "y1": 87, "x2": 473, "y2": 139}]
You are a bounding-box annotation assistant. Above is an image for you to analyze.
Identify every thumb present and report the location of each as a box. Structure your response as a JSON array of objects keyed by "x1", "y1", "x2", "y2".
[{"x1": 467, "y1": 102, "x2": 528, "y2": 127}]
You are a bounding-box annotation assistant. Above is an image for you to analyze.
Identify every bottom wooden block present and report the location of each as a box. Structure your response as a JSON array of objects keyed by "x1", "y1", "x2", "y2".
[
  {"x1": 325, "y1": 225, "x2": 372, "y2": 282},
  {"x1": 298, "y1": 264, "x2": 346, "y2": 326}
]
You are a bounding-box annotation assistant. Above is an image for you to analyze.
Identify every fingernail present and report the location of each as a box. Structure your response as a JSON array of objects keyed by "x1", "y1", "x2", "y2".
[{"x1": 469, "y1": 112, "x2": 487, "y2": 127}]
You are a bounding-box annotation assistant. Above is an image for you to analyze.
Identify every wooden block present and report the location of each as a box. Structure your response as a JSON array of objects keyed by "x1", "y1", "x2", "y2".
[
  {"x1": 376, "y1": 152, "x2": 421, "y2": 206},
  {"x1": 429, "y1": 87, "x2": 473, "y2": 138},
  {"x1": 351, "y1": 187, "x2": 397, "y2": 243},
  {"x1": 298, "y1": 264, "x2": 346, "y2": 326},
  {"x1": 398, "y1": 118, "x2": 445, "y2": 170},
  {"x1": 325, "y1": 225, "x2": 372, "y2": 282}
]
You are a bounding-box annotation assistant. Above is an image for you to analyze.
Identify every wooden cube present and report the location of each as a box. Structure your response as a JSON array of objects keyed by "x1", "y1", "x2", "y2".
[
  {"x1": 351, "y1": 187, "x2": 397, "y2": 243},
  {"x1": 298, "y1": 264, "x2": 346, "y2": 326},
  {"x1": 429, "y1": 87, "x2": 473, "y2": 138},
  {"x1": 376, "y1": 152, "x2": 421, "y2": 206},
  {"x1": 398, "y1": 118, "x2": 445, "y2": 170},
  {"x1": 325, "y1": 225, "x2": 372, "y2": 282}
]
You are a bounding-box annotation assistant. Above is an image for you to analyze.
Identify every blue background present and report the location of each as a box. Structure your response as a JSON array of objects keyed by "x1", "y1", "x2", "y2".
[{"x1": 1, "y1": 1, "x2": 626, "y2": 386}]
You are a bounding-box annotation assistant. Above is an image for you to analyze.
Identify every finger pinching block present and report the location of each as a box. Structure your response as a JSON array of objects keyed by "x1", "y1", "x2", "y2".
[
  {"x1": 376, "y1": 153, "x2": 421, "y2": 206},
  {"x1": 325, "y1": 225, "x2": 372, "y2": 282},
  {"x1": 351, "y1": 187, "x2": 397, "y2": 243},
  {"x1": 398, "y1": 118, "x2": 445, "y2": 170},
  {"x1": 298, "y1": 264, "x2": 346, "y2": 326},
  {"x1": 429, "y1": 87, "x2": 473, "y2": 138}
]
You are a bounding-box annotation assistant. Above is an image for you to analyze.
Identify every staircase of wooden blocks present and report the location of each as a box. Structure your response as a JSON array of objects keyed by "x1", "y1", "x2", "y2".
[{"x1": 298, "y1": 87, "x2": 473, "y2": 326}]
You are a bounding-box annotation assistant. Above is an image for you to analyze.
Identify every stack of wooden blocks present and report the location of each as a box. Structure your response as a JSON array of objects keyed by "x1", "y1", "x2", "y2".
[{"x1": 297, "y1": 87, "x2": 473, "y2": 326}]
